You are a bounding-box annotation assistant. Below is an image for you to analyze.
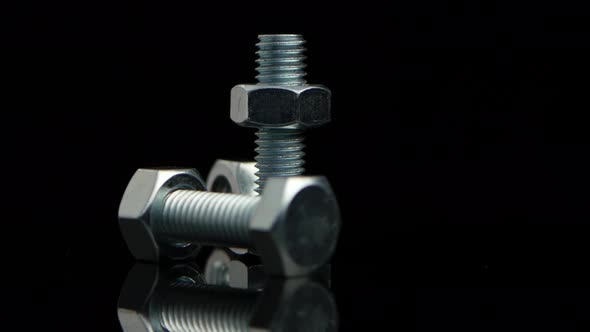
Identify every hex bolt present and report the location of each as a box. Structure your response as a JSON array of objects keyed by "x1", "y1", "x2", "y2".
[
  {"x1": 119, "y1": 168, "x2": 341, "y2": 276},
  {"x1": 231, "y1": 34, "x2": 332, "y2": 194}
]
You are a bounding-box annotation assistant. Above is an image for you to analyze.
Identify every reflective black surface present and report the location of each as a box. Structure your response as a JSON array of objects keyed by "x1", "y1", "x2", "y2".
[
  {"x1": 118, "y1": 263, "x2": 337, "y2": 331},
  {"x1": 17, "y1": 245, "x2": 587, "y2": 331}
]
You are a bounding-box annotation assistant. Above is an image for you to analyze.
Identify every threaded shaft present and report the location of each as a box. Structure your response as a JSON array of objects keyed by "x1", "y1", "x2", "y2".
[
  {"x1": 254, "y1": 128, "x2": 305, "y2": 194},
  {"x1": 153, "y1": 283, "x2": 259, "y2": 332},
  {"x1": 253, "y1": 34, "x2": 308, "y2": 194},
  {"x1": 157, "y1": 190, "x2": 260, "y2": 248},
  {"x1": 256, "y1": 34, "x2": 307, "y2": 85}
]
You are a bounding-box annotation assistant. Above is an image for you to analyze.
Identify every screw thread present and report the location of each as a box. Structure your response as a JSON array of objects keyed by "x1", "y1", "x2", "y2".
[
  {"x1": 254, "y1": 128, "x2": 305, "y2": 194},
  {"x1": 157, "y1": 190, "x2": 260, "y2": 248},
  {"x1": 153, "y1": 283, "x2": 259, "y2": 332},
  {"x1": 253, "y1": 34, "x2": 308, "y2": 194},
  {"x1": 256, "y1": 34, "x2": 307, "y2": 86}
]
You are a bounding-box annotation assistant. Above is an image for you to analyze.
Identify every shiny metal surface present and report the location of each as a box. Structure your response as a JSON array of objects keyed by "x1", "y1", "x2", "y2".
[
  {"x1": 206, "y1": 159, "x2": 258, "y2": 196},
  {"x1": 118, "y1": 168, "x2": 205, "y2": 262},
  {"x1": 206, "y1": 159, "x2": 257, "y2": 254},
  {"x1": 230, "y1": 84, "x2": 331, "y2": 129},
  {"x1": 250, "y1": 176, "x2": 341, "y2": 276},
  {"x1": 118, "y1": 263, "x2": 338, "y2": 332},
  {"x1": 119, "y1": 168, "x2": 341, "y2": 277},
  {"x1": 230, "y1": 34, "x2": 332, "y2": 194}
]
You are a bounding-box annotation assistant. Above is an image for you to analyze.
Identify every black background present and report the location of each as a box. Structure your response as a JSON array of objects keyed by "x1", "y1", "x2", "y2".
[{"x1": 4, "y1": 0, "x2": 590, "y2": 330}]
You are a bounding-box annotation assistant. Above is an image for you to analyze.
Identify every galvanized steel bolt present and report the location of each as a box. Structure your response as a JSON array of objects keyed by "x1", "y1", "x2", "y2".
[
  {"x1": 231, "y1": 34, "x2": 332, "y2": 194},
  {"x1": 118, "y1": 168, "x2": 341, "y2": 277}
]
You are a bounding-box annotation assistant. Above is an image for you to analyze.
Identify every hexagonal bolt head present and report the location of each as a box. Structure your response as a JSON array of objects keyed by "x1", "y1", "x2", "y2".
[
  {"x1": 251, "y1": 176, "x2": 341, "y2": 277},
  {"x1": 230, "y1": 84, "x2": 331, "y2": 128},
  {"x1": 118, "y1": 168, "x2": 206, "y2": 262}
]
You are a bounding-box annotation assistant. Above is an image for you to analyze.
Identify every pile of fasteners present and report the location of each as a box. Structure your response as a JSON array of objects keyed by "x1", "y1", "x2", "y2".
[{"x1": 118, "y1": 34, "x2": 341, "y2": 278}]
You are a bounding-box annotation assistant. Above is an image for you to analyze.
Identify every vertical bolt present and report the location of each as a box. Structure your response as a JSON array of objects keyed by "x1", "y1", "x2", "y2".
[{"x1": 253, "y1": 34, "x2": 308, "y2": 194}]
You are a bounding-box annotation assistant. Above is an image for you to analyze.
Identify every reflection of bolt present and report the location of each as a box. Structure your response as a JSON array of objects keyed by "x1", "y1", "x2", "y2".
[
  {"x1": 118, "y1": 264, "x2": 339, "y2": 332},
  {"x1": 119, "y1": 168, "x2": 341, "y2": 276},
  {"x1": 205, "y1": 248, "x2": 332, "y2": 290},
  {"x1": 154, "y1": 281, "x2": 259, "y2": 331}
]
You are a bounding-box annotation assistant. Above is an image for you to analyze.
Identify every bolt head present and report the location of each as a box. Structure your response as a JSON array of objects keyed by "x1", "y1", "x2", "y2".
[
  {"x1": 250, "y1": 176, "x2": 341, "y2": 277},
  {"x1": 230, "y1": 84, "x2": 331, "y2": 129},
  {"x1": 118, "y1": 168, "x2": 206, "y2": 262}
]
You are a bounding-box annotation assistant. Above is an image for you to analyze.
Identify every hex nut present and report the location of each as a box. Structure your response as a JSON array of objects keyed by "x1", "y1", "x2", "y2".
[
  {"x1": 118, "y1": 168, "x2": 206, "y2": 262},
  {"x1": 206, "y1": 159, "x2": 257, "y2": 196},
  {"x1": 251, "y1": 176, "x2": 341, "y2": 277},
  {"x1": 230, "y1": 84, "x2": 331, "y2": 128}
]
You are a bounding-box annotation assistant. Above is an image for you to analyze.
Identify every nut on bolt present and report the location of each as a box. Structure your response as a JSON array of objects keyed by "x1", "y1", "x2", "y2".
[
  {"x1": 118, "y1": 168, "x2": 205, "y2": 262},
  {"x1": 231, "y1": 84, "x2": 331, "y2": 128}
]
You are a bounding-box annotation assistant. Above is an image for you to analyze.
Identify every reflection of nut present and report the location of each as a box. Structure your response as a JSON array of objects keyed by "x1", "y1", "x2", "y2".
[
  {"x1": 205, "y1": 248, "x2": 332, "y2": 290},
  {"x1": 231, "y1": 84, "x2": 331, "y2": 128},
  {"x1": 117, "y1": 264, "x2": 204, "y2": 332},
  {"x1": 118, "y1": 168, "x2": 206, "y2": 262},
  {"x1": 205, "y1": 248, "x2": 265, "y2": 290},
  {"x1": 206, "y1": 159, "x2": 257, "y2": 196}
]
